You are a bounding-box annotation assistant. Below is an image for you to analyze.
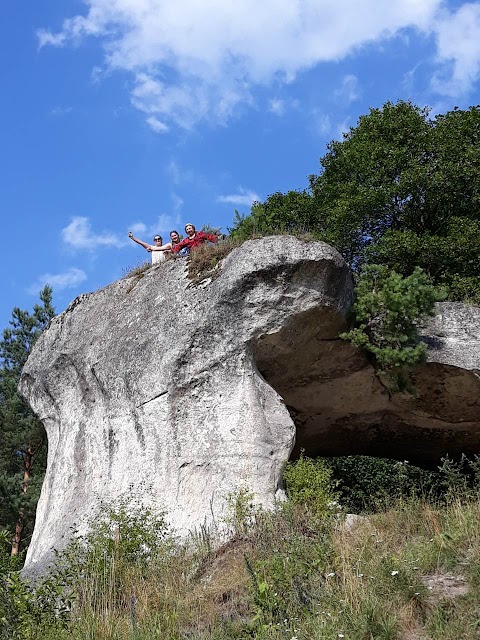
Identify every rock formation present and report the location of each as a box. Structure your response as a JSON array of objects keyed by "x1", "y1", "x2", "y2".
[{"x1": 19, "y1": 236, "x2": 480, "y2": 577}]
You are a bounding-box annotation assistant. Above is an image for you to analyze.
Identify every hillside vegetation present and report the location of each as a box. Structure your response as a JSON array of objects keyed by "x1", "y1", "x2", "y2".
[{"x1": 2, "y1": 457, "x2": 480, "y2": 639}]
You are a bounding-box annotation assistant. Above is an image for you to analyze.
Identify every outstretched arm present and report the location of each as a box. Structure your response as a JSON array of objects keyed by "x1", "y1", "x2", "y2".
[
  {"x1": 149, "y1": 242, "x2": 173, "y2": 252},
  {"x1": 201, "y1": 232, "x2": 219, "y2": 244},
  {"x1": 171, "y1": 237, "x2": 190, "y2": 253},
  {"x1": 128, "y1": 232, "x2": 152, "y2": 251}
]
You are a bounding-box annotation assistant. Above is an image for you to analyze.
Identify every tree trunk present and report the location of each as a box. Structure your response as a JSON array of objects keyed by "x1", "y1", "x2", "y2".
[
  {"x1": 11, "y1": 509, "x2": 24, "y2": 557},
  {"x1": 22, "y1": 446, "x2": 33, "y2": 493},
  {"x1": 10, "y1": 447, "x2": 33, "y2": 556}
]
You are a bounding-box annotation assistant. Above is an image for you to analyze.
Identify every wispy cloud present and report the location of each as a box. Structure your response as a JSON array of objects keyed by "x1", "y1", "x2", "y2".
[
  {"x1": 311, "y1": 111, "x2": 332, "y2": 136},
  {"x1": 38, "y1": 0, "x2": 452, "y2": 130},
  {"x1": 334, "y1": 75, "x2": 361, "y2": 104},
  {"x1": 217, "y1": 188, "x2": 260, "y2": 207},
  {"x1": 171, "y1": 193, "x2": 184, "y2": 213},
  {"x1": 51, "y1": 106, "x2": 73, "y2": 116},
  {"x1": 27, "y1": 268, "x2": 87, "y2": 294},
  {"x1": 269, "y1": 99, "x2": 286, "y2": 116},
  {"x1": 146, "y1": 115, "x2": 169, "y2": 134},
  {"x1": 61, "y1": 216, "x2": 127, "y2": 250}
]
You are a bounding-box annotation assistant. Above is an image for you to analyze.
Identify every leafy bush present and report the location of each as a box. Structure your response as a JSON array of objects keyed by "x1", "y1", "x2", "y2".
[
  {"x1": 341, "y1": 264, "x2": 445, "y2": 386},
  {"x1": 321, "y1": 454, "x2": 480, "y2": 514},
  {"x1": 283, "y1": 454, "x2": 338, "y2": 518}
]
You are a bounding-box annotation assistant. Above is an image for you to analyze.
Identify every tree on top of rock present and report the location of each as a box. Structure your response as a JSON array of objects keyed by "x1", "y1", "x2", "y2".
[{"x1": 230, "y1": 101, "x2": 480, "y2": 304}]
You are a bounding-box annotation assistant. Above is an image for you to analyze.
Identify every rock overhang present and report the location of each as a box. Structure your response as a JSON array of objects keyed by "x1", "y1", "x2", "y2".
[{"x1": 18, "y1": 236, "x2": 480, "y2": 577}]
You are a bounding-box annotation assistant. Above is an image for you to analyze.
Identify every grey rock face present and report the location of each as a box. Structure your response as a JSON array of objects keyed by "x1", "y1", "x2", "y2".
[
  {"x1": 19, "y1": 236, "x2": 353, "y2": 577},
  {"x1": 19, "y1": 237, "x2": 480, "y2": 578}
]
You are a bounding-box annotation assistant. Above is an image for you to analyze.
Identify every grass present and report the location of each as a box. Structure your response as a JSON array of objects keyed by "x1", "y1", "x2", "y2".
[
  {"x1": 122, "y1": 261, "x2": 152, "y2": 279},
  {"x1": 187, "y1": 231, "x2": 318, "y2": 283},
  {"x1": 5, "y1": 491, "x2": 480, "y2": 640},
  {"x1": 120, "y1": 231, "x2": 321, "y2": 286}
]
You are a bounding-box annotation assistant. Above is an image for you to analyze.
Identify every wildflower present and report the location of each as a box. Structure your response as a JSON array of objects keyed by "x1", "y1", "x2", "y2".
[{"x1": 391, "y1": 570, "x2": 399, "y2": 576}]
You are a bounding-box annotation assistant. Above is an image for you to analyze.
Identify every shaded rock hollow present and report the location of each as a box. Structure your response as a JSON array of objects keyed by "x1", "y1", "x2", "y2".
[{"x1": 19, "y1": 236, "x2": 480, "y2": 577}]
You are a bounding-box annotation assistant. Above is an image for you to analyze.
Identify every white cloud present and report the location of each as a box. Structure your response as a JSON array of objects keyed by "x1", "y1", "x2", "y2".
[
  {"x1": 217, "y1": 188, "x2": 260, "y2": 207},
  {"x1": 27, "y1": 268, "x2": 87, "y2": 294},
  {"x1": 432, "y1": 3, "x2": 480, "y2": 96},
  {"x1": 62, "y1": 216, "x2": 127, "y2": 250},
  {"x1": 146, "y1": 115, "x2": 169, "y2": 133},
  {"x1": 269, "y1": 99, "x2": 286, "y2": 116},
  {"x1": 334, "y1": 75, "x2": 361, "y2": 103},
  {"x1": 38, "y1": 0, "x2": 446, "y2": 129}
]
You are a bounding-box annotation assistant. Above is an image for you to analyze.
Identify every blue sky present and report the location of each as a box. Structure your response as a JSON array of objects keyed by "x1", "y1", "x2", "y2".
[{"x1": 1, "y1": 0, "x2": 480, "y2": 332}]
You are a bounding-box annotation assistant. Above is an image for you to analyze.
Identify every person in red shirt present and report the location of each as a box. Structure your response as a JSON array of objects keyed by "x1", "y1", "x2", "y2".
[{"x1": 171, "y1": 223, "x2": 219, "y2": 255}]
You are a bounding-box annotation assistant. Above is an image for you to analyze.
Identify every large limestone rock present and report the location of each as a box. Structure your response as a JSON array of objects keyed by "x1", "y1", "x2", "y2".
[
  {"x1": 19, "y1": 237, "x2": 353, "y2": 577},
  {"x1": 19, "y1": 236, "x2": 480, "y2": 577}
]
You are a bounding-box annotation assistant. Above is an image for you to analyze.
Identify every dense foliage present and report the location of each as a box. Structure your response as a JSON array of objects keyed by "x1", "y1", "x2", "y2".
[
  {"x1": 340, "y1": 264, "x2": 444, "y2": 382},
  {"x1": 231, "y1": 101, "x2": 480, "y2": 304},
  {"x1": 322, "y1": 454, "x2": 480, "y2": 514},
  {"x1": 0, "y1": 286, "x2": 55, "y2": 555}
]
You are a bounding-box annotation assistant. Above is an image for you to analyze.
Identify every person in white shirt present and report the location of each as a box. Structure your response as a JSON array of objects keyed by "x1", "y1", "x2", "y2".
[{"x1": 128, "y1": 232, "x2": 166, "y2": 264}]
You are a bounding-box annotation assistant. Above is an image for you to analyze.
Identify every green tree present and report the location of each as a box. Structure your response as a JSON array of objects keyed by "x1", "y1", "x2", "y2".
[
  {"x1": 229, "y1": 189, "x2": 317, "y2": 240},
  {"x1": 230, "y1": 101, "x2": 480, "y2": 303},
  {"x1": 0, "y1": 286, "x2": 55, "y2": 556},
  {"x1": 340, "y1": 265, "x2": 444, "y2": 386}
]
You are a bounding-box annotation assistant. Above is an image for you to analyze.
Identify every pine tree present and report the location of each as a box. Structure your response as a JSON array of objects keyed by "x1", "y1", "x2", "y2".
[{"x1": 0, "y1": 286, "x2": 55, "y2": 556}]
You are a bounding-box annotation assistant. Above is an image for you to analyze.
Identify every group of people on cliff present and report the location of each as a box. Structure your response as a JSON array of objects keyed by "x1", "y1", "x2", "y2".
[{"x1": 128, "y1": 223, "x2": 219, "y2": 264}]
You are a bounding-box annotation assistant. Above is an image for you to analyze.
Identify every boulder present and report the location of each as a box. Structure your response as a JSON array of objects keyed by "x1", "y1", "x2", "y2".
[
  {"x1": 19, "y1": 236, "x2": 480, "y2": 578},
  {"x1": 19, "y1": 236, "x2": 353, "y2": 577}
]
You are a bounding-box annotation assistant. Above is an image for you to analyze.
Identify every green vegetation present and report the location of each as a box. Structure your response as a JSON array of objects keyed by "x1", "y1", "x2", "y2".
[
  {"x1": 231, "y1": 101, "x2": 480, "y2": 305},
  {"x1": 0, "y1": 286, "x2": 55, "y2": 557},
  {"x1": 3, "y1": 459, "x2": 480, "y2": 639},
  {"x1": 2, "y1": 100, "x2": 480, "y2": 638},
  {"x1": 340, "y1": 264, "x2": 445, "y2": 386},
  {"x1": 187, "y1": 236, "x2": 243, "y2": 282},
  {"x1": 324, "y1": 454, "x2": 480, "y2": 514}
]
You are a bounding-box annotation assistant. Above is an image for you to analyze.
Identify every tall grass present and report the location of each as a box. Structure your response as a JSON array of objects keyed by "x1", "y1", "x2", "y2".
[{"x1": 3, "y1": 465, "x2": 480, "y2": 639}]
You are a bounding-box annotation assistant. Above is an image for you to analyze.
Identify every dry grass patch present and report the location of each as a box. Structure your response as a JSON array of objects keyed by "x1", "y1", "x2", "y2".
[{"x1": 187, "y1": 231, "x2": 319, "y2": 283}]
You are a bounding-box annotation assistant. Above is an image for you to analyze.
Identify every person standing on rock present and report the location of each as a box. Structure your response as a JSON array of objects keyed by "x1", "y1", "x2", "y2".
[
  {"x1": 128, "y1": 232, "x2": 166, "y2": 264},
  {"x1": 171, "y1": 223, "x2": 219, "y2": 256},
  {"x1": 147, "y1": 230, "x2": 189, "y2": 257}
]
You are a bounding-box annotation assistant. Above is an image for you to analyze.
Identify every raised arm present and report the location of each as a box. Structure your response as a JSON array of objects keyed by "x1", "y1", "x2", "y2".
[{"x1": 128, "y1": 232, "x2": 152, "y2": 251}]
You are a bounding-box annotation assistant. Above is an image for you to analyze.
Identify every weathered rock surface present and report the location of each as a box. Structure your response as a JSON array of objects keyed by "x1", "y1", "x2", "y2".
[{"x1": 19, "y1": 236, "x2": 480, "y2": 577}]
